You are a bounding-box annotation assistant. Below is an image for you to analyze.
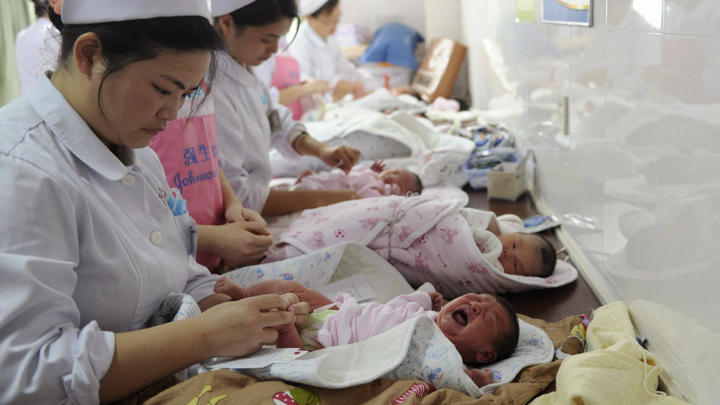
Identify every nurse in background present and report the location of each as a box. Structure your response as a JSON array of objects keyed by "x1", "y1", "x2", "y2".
[
  {"x1": 254, "y1": 36, "x2": 331, "y2": 119},
  {"x1": 14, "y1": 0, "x2": 51, "y2": 94},
  {"x1": 290, "y1": 0, "x2": 366, "y2": 101},
  {"x1": 0, "y1": 1, "x2": 307, "y2": 403},
  {"x1": 149, "y1": 83, "x2": 274, "y2": 272},
  {"x1": 212, "y1": 0, "x2": 362, "y2": 217}
]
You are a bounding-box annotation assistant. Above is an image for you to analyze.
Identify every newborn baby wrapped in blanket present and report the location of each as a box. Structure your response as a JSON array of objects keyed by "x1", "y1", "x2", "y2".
[
  {"x1": 266, "y1": 195, "x2": 559, "y2": 298},
  {"x1": 214, "y1": 278, "x2": 520, "y2": 390},
  {"x1": 292, "y1": 159, "x2": 423, "y2": 198}
]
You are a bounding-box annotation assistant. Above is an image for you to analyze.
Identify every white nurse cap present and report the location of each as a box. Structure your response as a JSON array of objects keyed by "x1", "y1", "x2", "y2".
[
  {"x1": 211, "y1": 0, "x2": 259, "y2": 17},
  {"x1": 299, "y1": 0, "x2": 330, "y2": 16},
  {"x1": 61, "y1": 0, "x2": 212, "y2": 24}
]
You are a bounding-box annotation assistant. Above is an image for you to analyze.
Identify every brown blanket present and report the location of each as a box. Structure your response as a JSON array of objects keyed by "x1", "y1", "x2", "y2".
[{"x1": 115, "y1": 315, "x2": 586, "y2": 405}]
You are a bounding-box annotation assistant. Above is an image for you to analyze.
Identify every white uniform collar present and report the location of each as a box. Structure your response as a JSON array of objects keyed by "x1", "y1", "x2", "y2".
[
  {"x1": 299, "y1": 21, "x2": 328, "y2": 49},
  {"x1": 218, "y1": 52, "x2": 258, "y2": 87},
  {"x1": 27, "y1": 73, "x2": 134, "y2": 181}
]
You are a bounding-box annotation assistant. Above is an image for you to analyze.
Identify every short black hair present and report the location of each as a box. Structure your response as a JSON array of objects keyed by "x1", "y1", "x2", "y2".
[
  {"x1": 50, "y1": 8, "x2": 225, "y2": 118},
  {"x1": 222, "y1": 0, "x2": 299, "y2": 36},
  {"x1": 311, "y1": 0, "x2": 339, "y2": 18},
  {"x1": 492, "y1": 296, "x2": 520, "y2": 362},
  {"x1": 411, "y1": 172, "x2": 423, "y2": 194},
  {"x1": 32, "y1": 0, "x2": 48, "y2": 18},
  {"x1": 533, "y1": 235, "x2": 556, "y2": 278}
]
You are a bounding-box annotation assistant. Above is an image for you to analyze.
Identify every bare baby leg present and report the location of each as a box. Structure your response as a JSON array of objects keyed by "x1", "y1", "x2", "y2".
[{"x1": 215, "y1": 278, "x2": 334, "y2": 311}]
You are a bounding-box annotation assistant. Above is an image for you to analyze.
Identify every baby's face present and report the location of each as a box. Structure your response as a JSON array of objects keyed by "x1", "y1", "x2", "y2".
[
  {"x1": 496, "y1": 233, "x2": 543, "y2": 277},
  {"x1": 378, "y1": 169, "x2": 417, "y2": 195},
  {"x1": 435, "y1": 293, "x2": 512, "y2": 363}
]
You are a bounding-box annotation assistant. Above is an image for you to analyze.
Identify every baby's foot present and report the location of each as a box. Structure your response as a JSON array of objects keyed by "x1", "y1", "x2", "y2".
[
  {"x1": 214, "y1": 277, "x2": 247, "y2": 300},
  {"x1": 428, "y1": 292, "x2": 443, "y2": 312},
  {"x1": 464, "y1": 368, "x2": 494, "y2": 388}
]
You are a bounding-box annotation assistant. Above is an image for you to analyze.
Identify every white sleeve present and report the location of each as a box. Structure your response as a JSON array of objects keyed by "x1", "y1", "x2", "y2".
[
  {"x1": 183, "y1": 257, "x2": 220, "y2": 303},
  {"x1": 214, "y1": 85, "x2": 270, "y2": 211},
  {"x1": 270, "y1": 102, "x2": 305, "y2": 159},
  {"x1": 268, "y1": 86, "x2": 280, "y2": 104},
  {"x1": 289, "y1": 40, "x2": 318, "y2": 83},
  {"x1": 331, "y1": 40, "x2": 360, "y2": 82},
  {"x1": 0, "y1": 156, "x2": 114, "y2": 405}
]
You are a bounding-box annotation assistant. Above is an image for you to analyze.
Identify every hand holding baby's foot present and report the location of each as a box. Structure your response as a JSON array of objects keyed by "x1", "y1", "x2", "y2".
[
  {"x1": 428, "y1": 292, "x2": 443, "y2": 312},
  {"x1": 214, "y1": 277, "x2": 248, "y2": 300},
  {"x1": 464, "y1": 368, "x2": 494, "y2": 388}
]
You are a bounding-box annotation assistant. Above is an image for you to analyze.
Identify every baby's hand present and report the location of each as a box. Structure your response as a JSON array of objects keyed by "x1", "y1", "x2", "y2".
[
  {"x1": 295, "y1": 169, "x2": 317, "y2": 184},
  {"x1": 370, "y1": 159, "x2": 386, "y2": 173},
  {"x1": 428, "y1": 292, "x2": 443, "y2": 312},
  {"x1": 464, "y1": 368, "x2": 494, "y2": 388}
]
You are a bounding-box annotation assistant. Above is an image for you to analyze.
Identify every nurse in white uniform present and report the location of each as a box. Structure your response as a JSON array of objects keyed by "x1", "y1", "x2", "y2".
[
  {"x1": 254, "y1": 37, "x2": 330, "y2": 110},
  {"x1": 14, "y1": 1, "x2": 52, "y2": 95},
  {"x1": 289, "y1": 0, "x2": 366, "y2": 102},
  {"x1": 212, "y1": 0, "x2": 362, "y2": 216},
  {"x1": 0, "y1": 1, "x2": 306, "y2": 403}
]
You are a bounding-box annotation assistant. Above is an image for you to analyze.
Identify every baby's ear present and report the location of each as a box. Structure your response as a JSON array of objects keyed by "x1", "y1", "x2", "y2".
[{"x1": 476, "y1": 350, "x2": 497, "y2": 364}]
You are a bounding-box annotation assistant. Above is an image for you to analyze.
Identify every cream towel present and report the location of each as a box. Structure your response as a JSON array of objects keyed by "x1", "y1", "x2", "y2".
[{"x1": 530, "y1": 302, "x2": 689, "y2": 405}]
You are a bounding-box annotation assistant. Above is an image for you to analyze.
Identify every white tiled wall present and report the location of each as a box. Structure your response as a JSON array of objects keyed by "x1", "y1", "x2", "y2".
[{"x1": 460, "y1": 1, "x2": 720, "y2": 403}]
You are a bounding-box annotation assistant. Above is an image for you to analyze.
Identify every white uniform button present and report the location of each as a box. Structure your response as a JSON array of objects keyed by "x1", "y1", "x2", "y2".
[
  {"x1": 150, "y1": 231, "x2": 163, "y2": 246},
  {"x1": 121, "y1": 175, "x2": 137, "y2": 186}
]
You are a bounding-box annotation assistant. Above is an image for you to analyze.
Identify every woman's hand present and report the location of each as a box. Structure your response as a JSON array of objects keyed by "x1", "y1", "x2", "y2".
[
  {"x1": 199, "y1": 222, "x2": 273, "y2": 267},
  {"x1": 226, "y1": 205, "x2": 267, "y2": 228},
  {"x1": 279, "y1": 293, "x2": 310, "y2": 328},
  {"x1": 197, "y1": 295, "x2": 296, "y2": 358},
  {"x1": 318, "y1": 145, "x2": 361, "y2": 173},
  {"x1": 301, "y1": 79, "x2": 331, "y2": 96},
  {"x1": 333, "y1": 80, "x2": 354, "y2": 101}
]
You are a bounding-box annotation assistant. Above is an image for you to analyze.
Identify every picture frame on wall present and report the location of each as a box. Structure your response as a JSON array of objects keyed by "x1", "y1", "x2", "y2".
[{"x1": 542, "y1": 0, "x2": 593, "y2": 27}]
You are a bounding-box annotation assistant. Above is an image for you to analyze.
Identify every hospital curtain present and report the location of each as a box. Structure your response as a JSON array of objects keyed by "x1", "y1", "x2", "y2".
[{"x1": 1, "y1": 0, "x2": 35, "y2": 107}]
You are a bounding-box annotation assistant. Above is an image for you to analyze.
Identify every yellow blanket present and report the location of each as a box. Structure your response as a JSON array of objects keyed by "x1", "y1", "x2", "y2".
[{"x1": 530, "y1": 301, "x2": 688, "y2": 405}]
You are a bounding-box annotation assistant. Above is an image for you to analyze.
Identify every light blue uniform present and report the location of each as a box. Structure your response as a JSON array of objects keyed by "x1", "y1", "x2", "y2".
[{"x1": 0, "y1": 74, "x2": 219, "y2": 404}]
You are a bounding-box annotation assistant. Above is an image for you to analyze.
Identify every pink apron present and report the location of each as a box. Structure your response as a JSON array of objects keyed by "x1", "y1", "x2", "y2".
[
  {"x1": 150, "y1": 89, "x2": 224, "y2": 270},
  {"x1": 272, "y1": 55, "x2": 304, "y2": 120}
]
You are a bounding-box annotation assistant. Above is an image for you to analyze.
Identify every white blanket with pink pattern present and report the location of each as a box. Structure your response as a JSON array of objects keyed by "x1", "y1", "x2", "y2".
[{"x1": 269, "y1": 196, "x2": 577, "y2": 298}]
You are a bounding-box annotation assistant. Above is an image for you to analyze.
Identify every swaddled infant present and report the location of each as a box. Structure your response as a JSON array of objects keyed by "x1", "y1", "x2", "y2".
[
  {"x1": 292, "y1": 159, "x2": 423, "y2": 198},
  {"x1": 215, "y1": 278, "x2": 520, "y2": 389},
  {"x1": 485, "y1": 216, "x2": 556, "y2": 278},
  {"x1": 268, "y1": 197, "x2": 558, "y2": 297}
]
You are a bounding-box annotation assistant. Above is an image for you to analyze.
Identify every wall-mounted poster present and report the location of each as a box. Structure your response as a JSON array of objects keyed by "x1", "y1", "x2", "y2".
[
  {"x1": 542, "y1": 0, "x2": 593, "y2": 26},
  {"x1": 517, "y1": 0, "x2": 536, "y2": 23}
]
